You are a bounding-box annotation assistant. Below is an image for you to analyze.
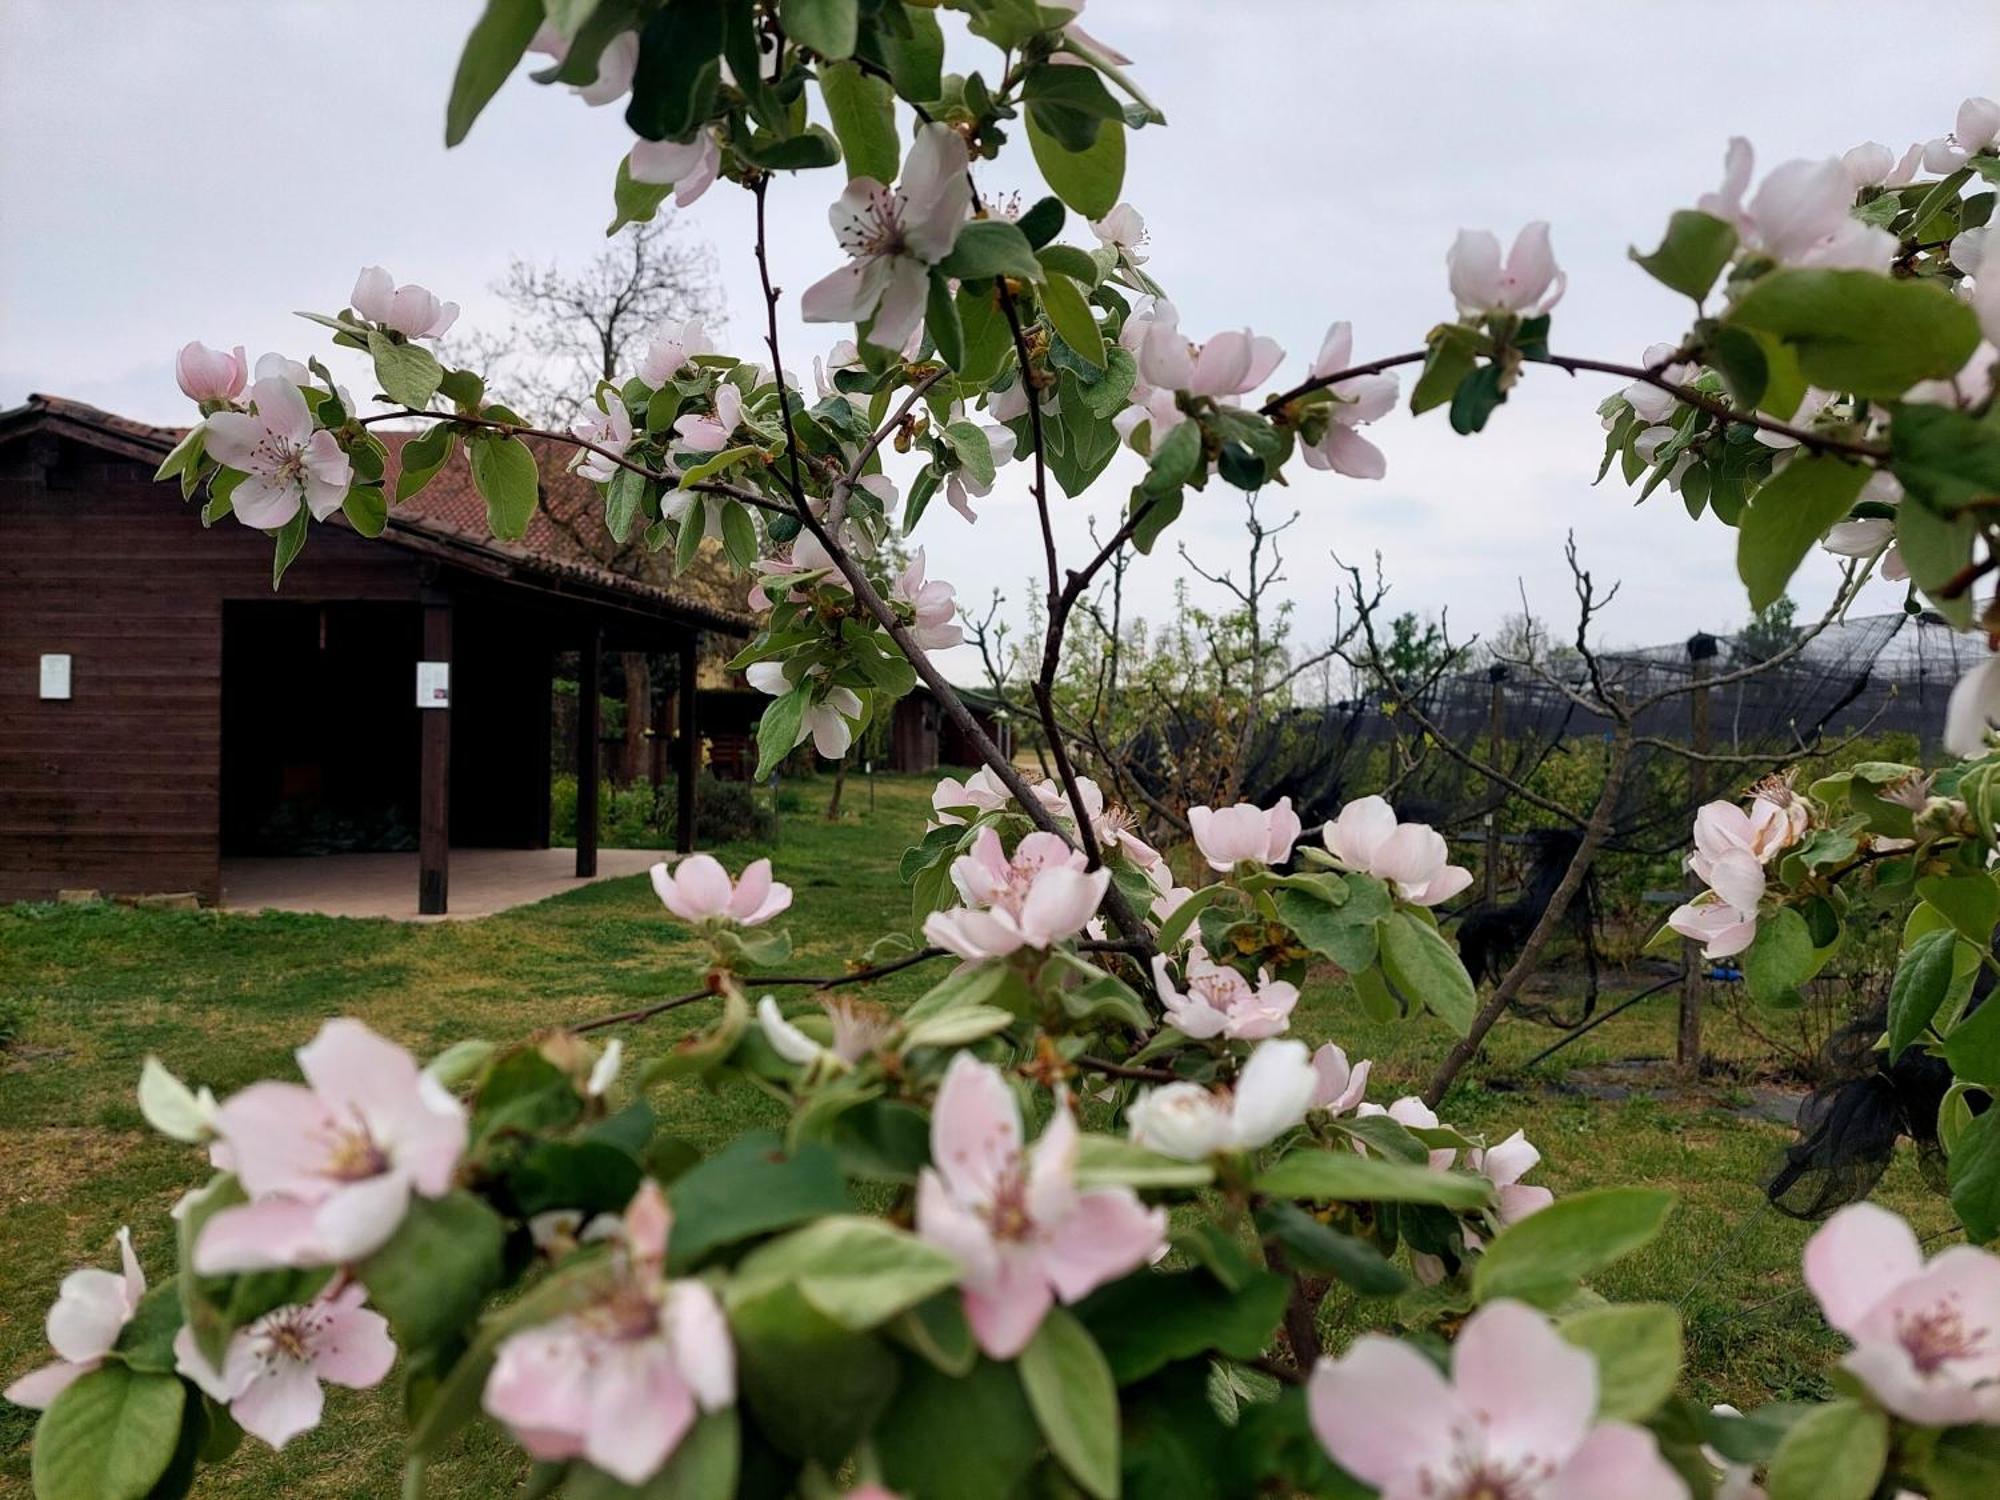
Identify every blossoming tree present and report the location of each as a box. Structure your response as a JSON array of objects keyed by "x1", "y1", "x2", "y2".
[{"x1": 21, "y1": 3, "x2": 2000, "y2": 1497}]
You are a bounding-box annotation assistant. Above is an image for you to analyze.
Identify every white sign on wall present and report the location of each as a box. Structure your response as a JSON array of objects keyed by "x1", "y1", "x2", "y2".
[
  {"x1": 416, "y1": 661, "x2": 451, "y2": 709},
  {"x1": 40, "y1": 654, "x2": 72, "y2": 700}
]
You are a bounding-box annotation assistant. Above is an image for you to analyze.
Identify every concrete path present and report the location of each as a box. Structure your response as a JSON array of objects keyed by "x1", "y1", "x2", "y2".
[{"x1": 220, "y1": 847, "x2": 667, "y2": 922}]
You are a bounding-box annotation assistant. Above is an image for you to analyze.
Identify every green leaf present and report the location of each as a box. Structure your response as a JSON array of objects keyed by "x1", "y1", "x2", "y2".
[
  {"x1": 1072, "y1": 1133, "x2": 1214, "y2": 1190},
  {"x1": 270, "y1": 508, "x2": 308, "y2": 588},
  {"x1": 608, "y1": 153, "x2": 673, "y2": 235},
  {"x1": 875, "y1": 1358, "x2": 1040, "y2": 1500},
  {"x1": 819, "y1": 60, "x2": 898, "y2": 182},
  {"x1": 1139, "y1": 416, "x2": 1202, "y2": 498},
  {"x1": 1018, "y1": 195, "x2": 1067, "y2": 249},
  {"x1": 1727, "y1": 268, "x2": 1981, "y2": 400},
  {"x1": 1411, "y1": 325, "x2": 1482, "y2": 415},
  {"x1": 627, "y1": 2, "x2": 724, "y2": 141},
  {"x1": 1920, "y1": 872, "x2": 2000, "y2": 944},
  {"x1": 1896, "y1": 494, "x2": 1980, "y2": 627},
  {"x1": 755, "y1": 684, "x2": 808, "y2": 780},
  {"x1": 1027, "y1": 110, "x2": 1124, "y2": 220},
  {"x1": 1630, "y1": 209, "x2": 1738, "y2": 303},
  {"x1": 1764, "y1": 1398, "x2": 1887, "y2": 1500},
  {"x1": 874, "y1": 5, "x2": 943, "y2": 101},
  {"x1": 666, "y1": 1132, "x2": 851, "y2": 1271},
  {"x1": 1944, "y1": 968, "x2": 2000, "y2": 1087},
  {"x1": 342, "y1": 484, "x2": 388, "y2": 538},
  {"x1": 1255, "y1": 1149, "x2": 1495, "y2": 1210},
  {"x1": 1254, "y1": 1200, "x2": 1410, "y2": 1296},
  {"x1": 1041, "y1": 273, "x2": 1105, "y2": 369},
  {"x1": 445, "y1": 0, "x2": 542, "y2": 146},
  {"x1": 1888, "y1": 926, "x2": 1960, "y2": 1059},
  {"x1": 367, "y1": 330, "x2": 444, "y2": 410},
  {"x1": 153, "y1": 424, "x2": 205, "y2": 485},
  {"x1": 1378, "y1": 908, "x2": 1477, "y2": 1033},
  {"x1": 467, "y1": 430, "x2": 540, "y2": 540},
  {"x1": 1950, "y1": 1105, "x2": 2000, "y2": 1242},
  {"x1": 780, "y1": 0, "x2": 857, "y2": 58},
  {"x1": 396, "y1": 422, "x2": 458, "y2": 503},
  {"x1": 1019, "y1": 1309, "x2": 1119, "y2": 1500},
  {"x1": 1021, "y1": 62, "x2": 1123, "y2": 152},
  {"x1": 356, "y1": 1191, "x2": 505, "y2": 1350},
  {"x1": 1929, "y1": 1424, "x2": 2000, "y2": 1500},
  {"x1": 956, "y1": 285, "x2": 1012, "y2": 385},
  {"x1": 1273, "y1": 876, "x2": 1389, "y2": 974},
  {"x1": 729, "y1": 1215, "x2": 962, "y2": 1331},
  {"x1": 1471, "y1": 1187, "x2": 1677, "y2": 1308},
  {"x1": 938, "y1": 219, "x2": 1044, "y2": 283},
  {"x1": 1736, "y1": 454, "x2": 1871, "y2": 612},
  {"x1": 1741, "y1": 905, "x2": 1817, "y2": 1007},
  {"x1": 926, "y1": 270, "x2": 966, "y2": 370},
  {"x1": 1076, "y1": 1267, "x2": 1288, "y2": 1384},
  {"x1": 943, "y1": 420, "x2": 995, "y2": 487},
  {"x1": 1558, "y1": 1303, "x2": 1682, "y2": 1422},
  {"x1": 509, "y1": 1139, "x2": 643, "y2": 1217},
  {"x1": 676, "y1": 442, "x2": 760, "y2": 489},
  {"x1": 737, "y1": 123, "x2": 843, "y2": 172},
  {"x1": 727, "y1": 1284, "x2": 899, "y2": 1465},
  {"x1": 31, "y1": 1364, "x2": 186, "y2": 1500},
  {"x1": 1891, "y1": 402, "x2": 2000, "y2": 512}
]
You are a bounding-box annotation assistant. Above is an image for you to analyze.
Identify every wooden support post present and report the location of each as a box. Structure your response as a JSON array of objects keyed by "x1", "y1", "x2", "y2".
[
  {"x1": 1483, "y1": 665, "x2": 1508, "y2": 904},
  {"x1": 418, "y1": 596, "x2": 452, "y2": 916},
  {"x1": 651, "y1": 660, "x2": 671, "y2": 788},
  {"x1": 577, "y1": 626, "x2": 602, "y2": 879},
  {"x1": 1678, "y1": 633, "x2": 1718, "y2": 1075},
  {"x1": 676, "y1": 633, "x2": 700, "y2": 855}
]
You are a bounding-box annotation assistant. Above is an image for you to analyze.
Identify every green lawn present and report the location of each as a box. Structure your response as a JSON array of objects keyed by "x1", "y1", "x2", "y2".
[{"x1": 0, "y1": 774, "x2": 1953, "y2": 1496}]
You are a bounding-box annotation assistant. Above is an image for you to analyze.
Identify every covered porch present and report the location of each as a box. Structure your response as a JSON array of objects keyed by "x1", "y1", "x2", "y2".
[{"x1": 219, "y1": 846, "x2": 669, "y2": 921}]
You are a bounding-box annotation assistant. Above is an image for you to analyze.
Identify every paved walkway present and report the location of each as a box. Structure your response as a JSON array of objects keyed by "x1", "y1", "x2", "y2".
[{"x1": 220, "y1": 847, "x2": 667, "y2": 922}]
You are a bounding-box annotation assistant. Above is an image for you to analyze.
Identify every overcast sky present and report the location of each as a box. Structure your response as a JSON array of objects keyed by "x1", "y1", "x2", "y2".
[{"x1": 5, "y1": 1, "x2": 1995, "y2": 676}]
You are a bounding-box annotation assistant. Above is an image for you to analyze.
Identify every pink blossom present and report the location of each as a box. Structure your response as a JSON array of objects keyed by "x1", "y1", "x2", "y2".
[
  {"x1": 1150, "y1": 950, "x2": 1297, "y2": 1040},
  {"x1": 922, "y1": 828, "x2": 1109, "y2": 961},
  {"x1": 1188, "y1": 796, "x2": 1301, "y2": 872},
  {"x1": 569, "y1": 398, "x2": 634, "y2": 483},
  {"x1": 1311, "y1": 1299, "x2": 1688, "y2": 1500},
  {"x1": 194, "y1": 1019, "x2": 467, "y2": 1273},
  {"x1": 1468, "y1": 1130, "x2": 1553, "y2": 1228},
  {"x1": 748, "y1": 531, "x2": 841, "y2": 611},
  {"x1": 1447, "y1": 223, "x2": 1565, "y2": 318},
  {"x1": 1698, "y1": 139, "x2": 1892, "y2": 271},
  {"x1": 1302, "y1": 321, "x2": 1397, "y2": 479},
  {"x1": 1668, "y1": 894, "x2": 1760, "y2": 960},
  {"x1": 893, "y1": 548, "x2": 963, "y2": 650},
  {"x1": 176, "y1": 341, "x2": 248, "y2": 404},
  {"x1": 757, "y1": 994, "x2": 895, "y2": 1069},
  {"x1": 917, "y1": 1054, "x2": 1165, "y2": 1358},
  {"x1": 638, "y1": 318, "x2": 713, "y2": 387},
  {"x1": 1924, "y1": 96, "x2": 2000, "y2": 173},
  {"x1": 1805, "y1": 1201, "x2": 2000, "y2": 1425},
  {"x1": 649, "y1": 854, "x2": 792, "y2": 926},
  {"x1": 201, "y1": 377, "x2": 353, "y2": 530},
  {"x1": 674, "y1": 383, "x2": 744, "y2": 453},
  {"x1": 1090, "y1": 203, "x2": 1147, "y2": 265},
  {"x1": 1842, "y1": 140, "x2": 1923, "y2": 190},
  {"x1": 1322, "y1": 795, "x2": 1473, "y2": 906},
  {"x1": 1126, "y1": 1039, "x2": 1318, "y2": 1161},
  {"x1": 484, "y1": 1182, "x2": 735, "y2": 1485},
  {"x1": 802, "y1": 125, "x2": 973, "y2": 350},
  {"x1": 4, "y1": 1227, "x2": 145, "y2": 1410},
  {"x1": 1947, "y1": 655, "x2": 2000, "y2": 759},
  {"x1": 530, "y1": 25, "x2": 639, "y2": 106},
  {"x1": 174, "y1": 1283, "x2": 395, "y2": 1450},
  {"x1": 1131, "y1": 299, "x2": 1283, "y2": 399},
  {"x1": 350, "y1": 266, "x2": 459, "y2": 340},
  {"x1": 629, "y1": 130, "x2": 721, "y2": 208},
  {"x1": 930, "y1": 765, "x2": 1013, "y2": 827},
  {"x1": 1310, "y1": 1043, "x2": 1372, "y2": 1116},
  {"x1": 943, "y1": 402, "x2": 1016, "y2": 521}
]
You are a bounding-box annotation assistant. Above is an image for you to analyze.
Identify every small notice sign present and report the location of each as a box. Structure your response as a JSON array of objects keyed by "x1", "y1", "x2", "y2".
[
  {"x1": 416, "y1": 661, "x2": 451, "y2": 709},
  {"x1": 40, "y1": 654, "x2": 72, "y2": 700}
]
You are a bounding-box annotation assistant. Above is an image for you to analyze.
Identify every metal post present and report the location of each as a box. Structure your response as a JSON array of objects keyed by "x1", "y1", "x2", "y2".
[
  {"x1": 576, "y1": 626, "x2": 602, "y2": 879},
  {"x1": 1483, "y1": 664, "x2": 1508, "y2": 904},
  {"x1": 1679, "y1": 632, "x2": 1718, "y2": 1075}
]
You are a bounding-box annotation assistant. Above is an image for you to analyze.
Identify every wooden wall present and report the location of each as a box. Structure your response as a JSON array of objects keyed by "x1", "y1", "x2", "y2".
[{"x1": 0, "y1": 435, "x2": 421, "y2": 903}]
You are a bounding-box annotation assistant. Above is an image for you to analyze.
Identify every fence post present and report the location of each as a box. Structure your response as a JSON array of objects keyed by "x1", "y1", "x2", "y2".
[
  {"x1": 1483, "y1": 664, "x2": 1508, "y2": 903},
  {"x1": 1679, "y1": 632, "x2": 1718, "y2": 1076}
]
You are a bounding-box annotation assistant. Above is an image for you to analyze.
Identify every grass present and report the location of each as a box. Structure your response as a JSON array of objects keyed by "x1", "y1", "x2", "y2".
[{"x1": 0, "y1": 773, "x2": 1953, "y2": 1496}]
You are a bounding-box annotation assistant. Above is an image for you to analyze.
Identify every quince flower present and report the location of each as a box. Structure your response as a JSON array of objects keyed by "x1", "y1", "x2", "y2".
[{"x1": 917, "y1": 1054, "x2": 1165, "y2": 1358}]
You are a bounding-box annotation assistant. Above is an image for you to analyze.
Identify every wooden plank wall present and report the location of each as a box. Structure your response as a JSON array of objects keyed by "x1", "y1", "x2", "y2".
[{"x1": 0, "y1": 436, "x2": 421, "y2": 903}]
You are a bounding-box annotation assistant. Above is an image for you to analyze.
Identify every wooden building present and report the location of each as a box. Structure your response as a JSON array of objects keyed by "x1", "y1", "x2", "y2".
[
  {"x1": 885, "y1": 684, "x2": 1014, "y2": 773},
  {"x1": 0, "y1": 396, "x2": 749, "y2": 913}
]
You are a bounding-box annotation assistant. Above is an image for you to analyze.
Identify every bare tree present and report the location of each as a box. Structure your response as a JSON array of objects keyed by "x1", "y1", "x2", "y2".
[
  {"x1": 450, "y1": 220, "x2": 729, "y2": 787},
  {"x1": 450, "y1": 219, "x2": 724, "y2": 427}
]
